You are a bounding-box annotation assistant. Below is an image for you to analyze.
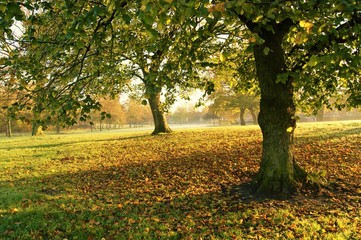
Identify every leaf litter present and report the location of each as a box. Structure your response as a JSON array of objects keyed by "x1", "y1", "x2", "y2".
[{"x1": 0, "y1": 123, "x2": 360, "y2": 239}]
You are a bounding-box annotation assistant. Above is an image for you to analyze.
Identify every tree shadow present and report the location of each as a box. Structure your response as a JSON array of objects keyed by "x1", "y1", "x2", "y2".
[
  {"x1": 0, "y1": 133, "x2": 151, "y2": 150},
  {"x1": 2, "y1": 154, "x2": 359, "y2": 239},
  {"x1": 295, "y1": 126, "x2": 361, "y2": 143},
  {"x1": 1, "y1": 128, "x2": 360, "y2": 238}
]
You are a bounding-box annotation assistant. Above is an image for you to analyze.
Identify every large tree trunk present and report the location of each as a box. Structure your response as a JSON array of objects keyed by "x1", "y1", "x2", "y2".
[
  {"x1": 253, "y1": 24, "x2": 307, "y2": 196},
  {"x1": 239, "y1": 108, "x2": 246, "y2": 125},
  {"x1": 148, "y1": 91, "x2": 172, "y2": 135}
]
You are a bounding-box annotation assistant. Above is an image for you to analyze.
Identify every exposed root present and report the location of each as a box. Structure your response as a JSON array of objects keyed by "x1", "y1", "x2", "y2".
[
  {"x1": 225, "y1": 159, "x2": 325, "y2": 200},
  {"x1": 151, "y1": 128, "x2": 173, "y2": 135}
]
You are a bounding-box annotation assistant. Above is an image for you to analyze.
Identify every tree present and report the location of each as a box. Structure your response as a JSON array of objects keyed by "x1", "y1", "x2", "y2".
[
  {"x1": 0, "y1": 86, "x2": 14, "y2": 137},
  {"x1": 88, "y1": 97, "x2": 126, "y2": 131},
  {"x1": 103, "y1": 2, "x2": 225, "y2": 134},
  {"x1": 125, "y1": 99, "x2": 152, "y2": 128},
  {"x1": 99, "y1": 97, "x2": 126, "y2": 130},
  {"x1": 2, "y1": 1, "x2": 131, "y2": 131},
  {"x1": 202, "y1": 28, "x2": 259, "y2": 125},
  {"x1": 217, "y1": 1, "x2": 360, "y2": 195},
  {"x1": 153, "y1": 1, "x2": 360, "y2": 195},
  {"x1": 210, "y1": 91, "x2": 258, "y2": 125},
  {"x1": 208, "y1": 73, "x2": 259, "y2": 126},
  {"x1": 6, "y1": 0, "x2": 222, "y2": 135},
  {"x1": 111, "y1": 15, "x2": 179, "y2": 134},
  {"x1": 170, "y1": 104, "x2": 203, "y2": 125},
  {"x1": 202, "y1": 106, "x2": 220, "y2": 126}
]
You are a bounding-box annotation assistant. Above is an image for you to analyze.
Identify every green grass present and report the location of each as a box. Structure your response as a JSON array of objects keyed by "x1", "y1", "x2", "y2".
[{"x1": 0, "y1": 121, "x2": 360, "y2": 239}]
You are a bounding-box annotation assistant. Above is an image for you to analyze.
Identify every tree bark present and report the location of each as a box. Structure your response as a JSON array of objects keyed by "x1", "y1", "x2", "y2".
[
  {"x1": 99, "y1": 120, "x2": 103, "y2": 131},
  {"x1": 32, "y1": 123, "x2": 43, "y2": 136},
  {"x1": 6, "y1": 117, "x2": 11, "y2": 137},
  {"x1": 56, "y1": 121, "x2": 61, "y2": 134},
  {"x1": 249, "y1": 108, "x2": 258, "y2": 124},
  {"x1": 239, "y1": 108, "x2": 246, "y2": 125},
  {"x1": 148, "y1": 91, "x2": 172, "y2": 135},
  {"x1": 252, "y1": 23, "x2": 307, "y2": 196},
  {"x1": 316, "y1": 106, "x2": 324, "y2": 121}
]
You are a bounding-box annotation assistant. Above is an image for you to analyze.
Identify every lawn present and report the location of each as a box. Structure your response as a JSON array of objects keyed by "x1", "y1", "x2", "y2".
[{"x1": 0, "y1": 121, "x2": 360, "y2": 239}]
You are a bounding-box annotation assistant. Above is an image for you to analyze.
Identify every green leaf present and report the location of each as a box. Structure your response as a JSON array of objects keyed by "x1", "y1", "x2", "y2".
[
  {"x1": 306, "y1": 55, "x2": 319, "y2": 67},
  {"x1": 266, "y1": 8, "x2": 277, "y2": 19},
  {"x1": 123, "y1": 14, "x2": 132, "y2": 24},
  {"x1": 276, "y1": 73, "x2": 289, "y2": 84},
  {"x1": 146, "y1": 28, "x2": 159, "y2": 39},
  {"x1": 263, "y1": 47, "x2": 270, "y2": 56},
  {"x1": 143, "y1": 15, "x2": 154, "y2": 26},
  {"x1": 76, "y1": 40, "x2": 85, "y2": 48},
  {"x1": 235, "y1": 0, "x2": 246, "y2": 7},
  {"x1": 242, "y1": 3, "x2": 254, "y2": 15}
]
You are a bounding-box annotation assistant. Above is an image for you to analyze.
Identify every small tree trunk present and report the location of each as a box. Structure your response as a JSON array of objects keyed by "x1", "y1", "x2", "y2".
[
  {"x1": 253, "y1": 23, "x2": 307, "y2": 196},
  {"x1": 316, "y1": 107, "x2": 324, "y2": 121},
  {"x1": 6, "y1": 117, "x2": 12, "y2": 137},
  {"x1": 32, "y1": 123, "x2": 43, "y2": 136},
  {"x1": 249, "y1": 108, "x2": 258, "y2": 124},
  {"x1": 239, "y1": 108, "x2": 246, "y2": 125},
  {"x1": 148, "y1": 91, "x2": 172, "y2": 135},
  {"x1": 56, "y1": 121, "x2": 61, "y2": 134}
]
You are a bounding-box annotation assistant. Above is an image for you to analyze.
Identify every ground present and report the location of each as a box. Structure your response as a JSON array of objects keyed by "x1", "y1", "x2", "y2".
[{"x1": 0, "y1": 121, "x2": 360, "y2": 239}]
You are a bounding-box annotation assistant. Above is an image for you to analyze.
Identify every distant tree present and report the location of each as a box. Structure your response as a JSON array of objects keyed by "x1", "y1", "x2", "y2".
[
  {"x1": 170, "y1": 106, "x2": 188, "y2": 125},
  {"x1": 207, "y1": 59, "x2": 259, "y2": 126},
  {"x1": 209, "y1": 90, "x2": 259, "y2": 125},
  {"x1": 0, "y1": 68, "x2": 27, "y2": 137},
  {"x1": 0, "y1": 87, "x2": 14, "y2": 137},
  {"x1": 202, "y1": 107, "x2": 220, "y2": 126},
  {"x1": 99, "y1": 98, "x2": 126, "y2": 130},
  {"x1": 170, "y1": 104, "x2": 204, "y2": 125},
  {"x1": 125, "y1": 99, "x2": 152, "y2": 128},
  {"x1": 87, "y1": 97, "x2": 126, "y2": 131}
]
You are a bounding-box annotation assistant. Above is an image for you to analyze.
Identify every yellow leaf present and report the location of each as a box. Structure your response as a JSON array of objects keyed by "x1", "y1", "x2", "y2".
[
  {"x1": 299, "y1": 20, "x2": 313, "y2": 33},
  {"x1": 11, "y1": 208, "x2": 18, "y2": 213},
  {"x1": 152, "y1": 217, "x2": 160, "y2": 222},
  {"x1": 157, "y1": 23, "x2": 164, "y2": 31},
  {"x1": 220, "y1": 52, "x2": 226, "y2": 62},
  {"x1": 214, "y1": 3, "x2": 225, "y2": 12},
  {"x1": 294, "y1": 32, "x2": 308, "y2": 45},
  {"x1": 287, "y1": 127, "x2": 293, "y2": 133},
  {"x1": 249, "y1": 36, "x2": 257, "y2": 43}
]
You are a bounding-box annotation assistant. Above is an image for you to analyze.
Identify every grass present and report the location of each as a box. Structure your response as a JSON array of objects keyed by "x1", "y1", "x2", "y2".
[{"x1": 0, "y1": 121, "x2": 360, "y2": 239}]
